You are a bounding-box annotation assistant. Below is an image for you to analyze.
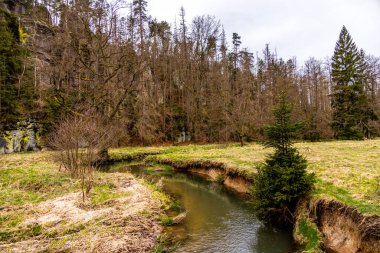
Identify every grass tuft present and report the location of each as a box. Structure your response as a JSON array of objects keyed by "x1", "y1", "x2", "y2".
[
  {"x1": 159, "y1": 216, "x2": 173, "y2": 226},
  {"x1": 91, "y1": 182, "x2": 130, "y2": 207}
]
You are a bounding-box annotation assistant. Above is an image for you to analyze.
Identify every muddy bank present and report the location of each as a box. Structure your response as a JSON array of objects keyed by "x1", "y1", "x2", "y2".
[
  {"x1": 150, "y1": 158, "x2": 253, "y2": 194},
  {"x1": 312, "y1": 199, "x2": 379, "y2": 253},
  {"x1": 187, "y1": 167, "x2": 251, "y2": 193},
  {"x1": 294, "y1": 198, "x2": 380, "y2": 253}
]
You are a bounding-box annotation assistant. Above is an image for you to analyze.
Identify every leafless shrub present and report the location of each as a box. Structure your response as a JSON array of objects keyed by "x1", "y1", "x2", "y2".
[{"x1": 51, "y1": 113, "x2": 120, "y2": 202}]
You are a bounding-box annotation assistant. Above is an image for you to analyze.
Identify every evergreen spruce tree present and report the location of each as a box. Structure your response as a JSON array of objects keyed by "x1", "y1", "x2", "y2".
[
  {"x1": 331, "y1": 26, "x2": 377, "y2": 139},
  {"x1": 229, "y1": 32, "x2": 241, "y2": 82},
  {"x1": 252, "y1": 96, "x2": 315, "y2": 226}
]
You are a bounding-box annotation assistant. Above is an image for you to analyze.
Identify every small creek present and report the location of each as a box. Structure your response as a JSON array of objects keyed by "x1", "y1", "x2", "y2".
[{"x1": 103, "y1": 162, "x2": 294, "y2": 253}]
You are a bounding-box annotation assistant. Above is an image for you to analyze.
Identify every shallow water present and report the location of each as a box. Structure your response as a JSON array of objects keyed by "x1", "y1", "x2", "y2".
[{"x1": 104, "y1": 163, "x2": 294, "y2": 253}]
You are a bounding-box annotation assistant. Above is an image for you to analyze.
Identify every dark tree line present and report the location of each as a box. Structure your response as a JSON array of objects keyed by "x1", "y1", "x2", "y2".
[{"x1": 1, "y1": 0, "x2": 379, "y2": 143}]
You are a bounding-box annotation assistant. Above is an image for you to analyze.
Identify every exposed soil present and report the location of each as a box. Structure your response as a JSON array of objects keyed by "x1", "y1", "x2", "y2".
[
  {"x1": 0, "y1": 173, "x2": 162, "y2": 252},
  {"x1": 152, "y1": 158, "x2": 253, "y2": 193},
  {"x1": 313, "y1": 199, "x2": 380, "y2": 253},
  {"x1": 188, "y1": 167, "x2": 223, "y2": 181},
  {"x1": 224, "y1": 176, "x2": 251, "y2": 194}
]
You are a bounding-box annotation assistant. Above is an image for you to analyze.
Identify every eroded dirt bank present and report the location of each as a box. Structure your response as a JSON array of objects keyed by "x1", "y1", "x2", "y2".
[
  {"x1": 0, "y1": 173, "x2": 162, "y2": 253},
  {"x1": 152, "y1": 158, "x2": 253, "y2": 194},
  {"x1": 312, "y1": 199, "x2": 380, "y2": 253}
]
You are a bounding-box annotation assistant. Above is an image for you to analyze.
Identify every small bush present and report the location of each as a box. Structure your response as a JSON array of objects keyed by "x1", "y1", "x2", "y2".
[{"x1": 50, "y1": 113, "x2": 119, "y2": 202}]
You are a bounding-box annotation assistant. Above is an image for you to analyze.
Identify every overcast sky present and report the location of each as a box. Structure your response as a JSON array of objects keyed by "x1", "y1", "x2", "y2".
[{"x1": 147, "y1": 0, "x2": 380, "y2": 64}]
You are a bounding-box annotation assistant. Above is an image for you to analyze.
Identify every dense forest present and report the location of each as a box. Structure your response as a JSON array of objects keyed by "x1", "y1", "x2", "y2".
[{"x1": 1, "y1": 0, "x2": 379, "y2": 145}]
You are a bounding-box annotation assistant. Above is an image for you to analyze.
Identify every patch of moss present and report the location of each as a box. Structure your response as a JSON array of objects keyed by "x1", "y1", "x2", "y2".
[
  {"x1": 159, "y1": 216, "x2": 173, "y2": 226},
  {"x1": 3, "y1": 131, "x2": 12, "y2": 151},
  {"x1": 295, "y1": 217, "x2": 322, "y2": 253},
  {"x1": 36, "y1": 131, "x2": 41, "y2": 147}
]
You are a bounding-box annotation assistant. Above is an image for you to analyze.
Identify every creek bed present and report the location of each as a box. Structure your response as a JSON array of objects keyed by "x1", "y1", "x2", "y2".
[{"x1": 103, "y1": 162, "x2": 295, "y2": 253}]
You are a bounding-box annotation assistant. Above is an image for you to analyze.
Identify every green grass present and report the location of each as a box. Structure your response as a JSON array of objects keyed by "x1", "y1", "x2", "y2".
[
  {"x1": 0, "y1": 167, "x2": 78, "y2": 205},
  {"x1": 63, "y1": 223, "x2": 86, "y2": 235},
  {"x1": 145, "y1": 165, "x2": 174, "y2": 177},
  {"x1": 313, "y1": 179, "x2": 380, "y2": 214},
  {"x1": 145, "y1": 181, "x2": 179, "y2": 211},
  {"x1": 0, "y1": 223, "x2": 43, "y2": 243},
  {"x1": 0, "y1": 213, "x2": 24, "y2": 229},
  {"x1": 91, "y1": 182, "x2": 131, "y2": 207},
  {"x1": 159, "y1": 216, "x2": 173, "y2": 226},
  {"x1": 151, "y1": 233, "x2": 181, "y2": 253},
  {"x1": 0, "y1": 152, "x2": 166, "y2": 252},
  {"x1": 110, "y1": 140, "x2": 380, "y2": 215},
  {"x1": 109, "y1": 146, "x2": 167, "y2": 160},
  {"x1": 296, "y1": 217, "x2": 322, "y2": 253},
  {"x1": 0, "y1": 152, "x2": 80, "y2": 206}
]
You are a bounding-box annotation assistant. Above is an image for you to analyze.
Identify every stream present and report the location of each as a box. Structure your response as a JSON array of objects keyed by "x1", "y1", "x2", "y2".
[{"x1": 103, "y1": 162, "x2": 294, "y2": 253}]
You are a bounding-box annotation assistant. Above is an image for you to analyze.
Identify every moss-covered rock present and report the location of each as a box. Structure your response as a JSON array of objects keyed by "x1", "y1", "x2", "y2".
[{"x1": 0, "y1": 120, "x2": 41, "y2": 154}]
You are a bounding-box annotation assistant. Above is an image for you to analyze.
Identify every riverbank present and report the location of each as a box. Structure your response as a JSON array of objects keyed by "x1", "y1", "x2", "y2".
[
  {"x1": 0, "y1": 152, "x2": 165, "y2": 252},
  {"x1": 1, "y1": 140, "x2": 379, "y2": 252},
  {"x1": 109, "y1": 140, "x2": 380, "y2": 252}
]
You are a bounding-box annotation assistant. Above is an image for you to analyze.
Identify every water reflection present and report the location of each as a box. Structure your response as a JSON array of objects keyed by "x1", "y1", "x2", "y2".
[{"x1": 164, "y1": 176, "x2": 293, "y2": 253}]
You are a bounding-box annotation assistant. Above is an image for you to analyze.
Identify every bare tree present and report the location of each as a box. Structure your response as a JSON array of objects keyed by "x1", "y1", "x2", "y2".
[{"x1": 51, "y1": 112, "x2": 119, "y2": 202}]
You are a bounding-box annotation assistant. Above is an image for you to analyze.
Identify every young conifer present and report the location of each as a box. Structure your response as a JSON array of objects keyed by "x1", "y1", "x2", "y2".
[{"x1": 252, "y1": 95, "x2": 315, "y2": 225}]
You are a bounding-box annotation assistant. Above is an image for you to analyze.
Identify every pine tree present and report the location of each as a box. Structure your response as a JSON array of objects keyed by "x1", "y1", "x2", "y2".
[
  {"x1": 252, "y1": 96, "x2": 315, "y2": 225},
  {"x1": 229, "y1": 32, "x2": 241, "y2": 82},
  {"x1": 331, "y1": 26, "x2": 377, "y2": 139}
]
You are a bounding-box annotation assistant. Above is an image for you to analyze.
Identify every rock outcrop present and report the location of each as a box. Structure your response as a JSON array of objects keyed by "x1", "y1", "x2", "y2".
[{"x1": 1, "y1": 120, "x2": 41, "y2": 154}]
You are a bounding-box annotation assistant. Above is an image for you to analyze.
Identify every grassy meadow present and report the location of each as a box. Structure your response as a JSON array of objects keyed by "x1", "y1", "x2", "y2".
[
  {"x1": 110, "y1": 139, "x2": 380, "y2": 214},
  {"x1": 0, "y1": 139, "x2": 378, "y2": 247},
  {"x1": 0, "y1": 152, "x2": 79, "y2": 206}
]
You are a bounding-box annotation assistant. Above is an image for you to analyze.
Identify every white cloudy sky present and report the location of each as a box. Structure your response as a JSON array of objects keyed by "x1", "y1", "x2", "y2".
[{"x1": 147, "y1": 0, "x2": 380, "y2": 64}]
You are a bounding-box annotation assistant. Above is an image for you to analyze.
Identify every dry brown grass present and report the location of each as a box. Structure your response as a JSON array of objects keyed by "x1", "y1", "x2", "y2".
[
  {"x1": 0, "y1": 152, "x2": 164, "y2": 252},
  {"x1": 0, "y1": 151, "x2": 57, "y2": 170}
]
